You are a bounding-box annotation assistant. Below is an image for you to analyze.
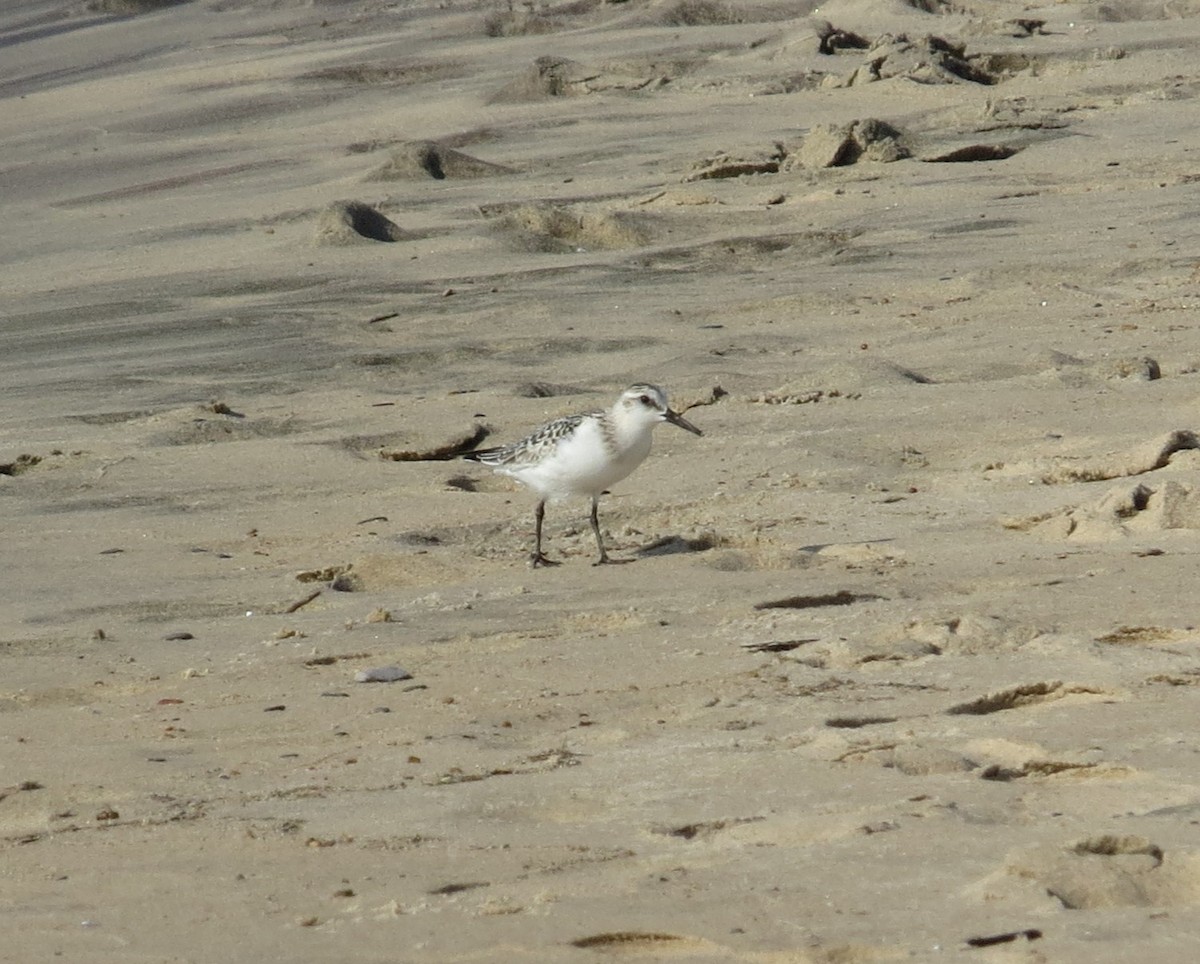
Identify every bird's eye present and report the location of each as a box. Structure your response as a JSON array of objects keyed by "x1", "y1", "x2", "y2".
[{"x1": 639, "y1": 394, "x2": 651, "y2": 405}]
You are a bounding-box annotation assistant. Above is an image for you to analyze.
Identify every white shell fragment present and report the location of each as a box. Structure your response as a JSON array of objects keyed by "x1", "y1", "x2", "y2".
[{"x1": 354, "y1": 665, "x2": 413, "y2": 683}]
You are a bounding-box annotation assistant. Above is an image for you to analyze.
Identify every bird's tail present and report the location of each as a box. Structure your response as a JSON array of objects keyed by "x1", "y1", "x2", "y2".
[{"x1": 460, "y1": 447, "x2": 503, "y2": 464}]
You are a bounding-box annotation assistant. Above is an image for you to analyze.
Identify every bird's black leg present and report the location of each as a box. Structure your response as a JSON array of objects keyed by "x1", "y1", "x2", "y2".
[
  {"x1": 590, "y1": 495, "x2": 611, "y2": 566},
  {"x1": 529, "y1": 500, "x2": 558, "y2": 568}
]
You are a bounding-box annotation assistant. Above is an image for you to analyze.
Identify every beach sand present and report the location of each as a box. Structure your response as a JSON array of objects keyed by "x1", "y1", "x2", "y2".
[{"x1": 5, "y1": 0, "x2": 1200, "y2": 959}]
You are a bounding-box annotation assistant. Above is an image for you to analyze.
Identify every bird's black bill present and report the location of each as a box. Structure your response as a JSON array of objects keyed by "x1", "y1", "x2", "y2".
[{"x1": 665, "y1": 408, "x2": 703, "y2": 436}]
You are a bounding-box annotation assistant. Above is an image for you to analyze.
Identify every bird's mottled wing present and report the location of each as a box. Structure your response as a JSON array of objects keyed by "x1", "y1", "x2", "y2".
[{"x1": 462, "y1": 413, "x2": 592, "y2": 467}]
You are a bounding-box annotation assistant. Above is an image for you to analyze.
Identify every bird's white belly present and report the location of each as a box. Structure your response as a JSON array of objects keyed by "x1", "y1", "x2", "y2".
[{"x1": 502, "y1": 420, "x2": 651, "y2": 502}]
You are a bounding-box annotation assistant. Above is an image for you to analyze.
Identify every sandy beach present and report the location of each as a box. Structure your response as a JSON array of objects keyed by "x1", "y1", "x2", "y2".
[{"x1": 5, "y1": 0, "x2": 1200, "y2": 960}]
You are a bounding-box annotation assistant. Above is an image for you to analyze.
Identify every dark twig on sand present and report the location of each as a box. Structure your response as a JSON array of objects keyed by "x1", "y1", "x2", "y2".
[
  {"x1": 284, "y1": 589, "x2": 322, "y2": 613},
  {"x1": 380, "y1": 424, "x2": 490, "y2": 461}
]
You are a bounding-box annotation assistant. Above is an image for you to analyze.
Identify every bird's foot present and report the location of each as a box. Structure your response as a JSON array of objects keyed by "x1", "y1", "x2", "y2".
[{"x1": 529, "y1": 552, "x2": 560, "y2": 569}]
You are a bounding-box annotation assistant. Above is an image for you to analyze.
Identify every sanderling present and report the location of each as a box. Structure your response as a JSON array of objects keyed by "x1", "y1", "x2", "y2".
[{"x1": 462, "y1": 384, "x2": 702, "y2": 567}]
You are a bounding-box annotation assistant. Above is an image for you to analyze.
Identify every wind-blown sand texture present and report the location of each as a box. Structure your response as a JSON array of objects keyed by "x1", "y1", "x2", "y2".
[{"x1": 5, "y1": 0, "x2": 1200, "y2": 960}]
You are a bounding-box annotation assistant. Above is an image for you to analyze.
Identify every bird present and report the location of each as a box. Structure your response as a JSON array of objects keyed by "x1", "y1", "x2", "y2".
[{"x1": 461, "y1": 384, "x2": 703, "y2": 567}]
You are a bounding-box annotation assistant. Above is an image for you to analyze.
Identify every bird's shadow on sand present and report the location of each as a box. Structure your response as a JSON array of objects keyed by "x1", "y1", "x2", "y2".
[
  {"x1": 634, "y1": 534, "x2": 719, "y2": 557},
  {"x1": 635, "y1": 535, "x2": 897, "y2": 559}
]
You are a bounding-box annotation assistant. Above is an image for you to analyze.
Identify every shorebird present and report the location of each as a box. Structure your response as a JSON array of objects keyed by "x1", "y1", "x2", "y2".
[{"x1": 462, "y1": 384, "x2": 702, "y2": 566}]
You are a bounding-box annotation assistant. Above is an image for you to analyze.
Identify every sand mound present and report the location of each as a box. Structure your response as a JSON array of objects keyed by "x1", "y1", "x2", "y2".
[
  {"x1": 482, "y1": 9, "x2": 562, "y2": 37},
  {"x1": 827, "y1": 33, "x2": 1007, "y2": 86},
  {"x1": 482, "y1": 202, "x2": 654, "y2": 253},
  {"x1": 1039, "y1": 429, "x2": 1199, "y2": 485},
  {"x1": 314, "y1": 201, "x2": 407, "y2": 244},
  {"x1": 683, "y1": 120, "x2": 908, "y2": 181},
  {"x1": 131, "y1": 405, "x2": 305, "y2": 446},
  {"x1": 1006, "y1": 479, "x2": 1200, "y2": 541},
  {"x1": 813, "y1": 19, "x2": 872, "y2": 54},
  {"x1": 487, "y1": 55, "x2": 673, "y2": 101},
  {"x1": 365, "y1": 141, "x2": 514, "y2": 180},
  {"x1": 997, "y1": 836, "x2": 1200, "y2": 908},
  {"x1": 785, "y1": 118, "x2": 911, "y2": 169},
  {"x1": 1041, "y1": 353, "x2": 1162, "y2": 387},
  {"x1": 684, "y1": 145, "x2": 786, "y2": 181},
  {"x1": 656, "y1": 0, "x2": 744, "y2": 26},
  {"x1": 487, "y1": 56, "x2": 591, "y2": 102}
]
